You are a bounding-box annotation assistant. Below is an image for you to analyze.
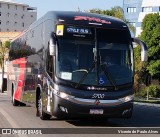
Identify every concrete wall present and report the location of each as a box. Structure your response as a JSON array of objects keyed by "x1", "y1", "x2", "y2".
[{"x1": 0, "y1": 0, "x2": 37, "y2": 32}]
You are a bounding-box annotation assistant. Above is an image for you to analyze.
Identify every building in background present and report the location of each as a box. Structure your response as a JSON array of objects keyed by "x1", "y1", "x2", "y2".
[
  {"x1": 0, "y1": 0, "x2": 37, "y2": 32},
  {"x1": 0, "y1": 0, "x2": 37, "y2": 92},
  {"x1": 123, "y1": 0, "x2": 160, "y2": 37}
]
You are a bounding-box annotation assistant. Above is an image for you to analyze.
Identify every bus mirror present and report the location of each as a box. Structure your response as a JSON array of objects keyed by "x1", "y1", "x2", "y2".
[
  {"x1": 132, "y1": 38, "x2": 148, "y2": 62},
  {"x1": 49, "y1": 33, "x2": 56, "y2": 56},
  {"x1": 141, "y1": 50, "x2": 148, "y2": 62}
]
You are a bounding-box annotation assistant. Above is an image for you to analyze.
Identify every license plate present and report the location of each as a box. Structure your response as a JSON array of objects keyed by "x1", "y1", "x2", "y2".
[{"x1": 90, "y1": 109, "x2": 104, "y2": 114}]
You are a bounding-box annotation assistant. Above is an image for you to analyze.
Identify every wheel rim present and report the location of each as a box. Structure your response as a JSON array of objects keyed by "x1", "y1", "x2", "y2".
[
  {"x1": 38, "y1": 97, "x2": 43, "y2": 117},
  {"x1": 12, "y1": 95, "x2": 14, "y2": 103},
  {"x1": 12, "y1": 86, "x2": 14, "y2": 103},
  {"x1": 12, "y1": 91, "x2": 14, "y2": 103}
]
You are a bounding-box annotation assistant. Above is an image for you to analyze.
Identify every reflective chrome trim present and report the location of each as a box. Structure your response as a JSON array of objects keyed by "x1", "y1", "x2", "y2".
[
  {"x1": 89, "y1": 22, "x2": 102, "y2": 25},
  {"x1": 51, "y1": 85, "x2": 133, "y2": 106},
  {"x1": 69, "y1": 97, "x2": 132, "y2": 106}
]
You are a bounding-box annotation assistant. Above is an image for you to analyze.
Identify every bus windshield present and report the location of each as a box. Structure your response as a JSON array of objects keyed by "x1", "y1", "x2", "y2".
[{"x1": 56, "y1": 25, "x2": 133, "y2": 87}]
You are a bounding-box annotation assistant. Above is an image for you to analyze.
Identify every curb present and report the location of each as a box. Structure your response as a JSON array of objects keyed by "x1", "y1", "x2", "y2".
[{"x1": 134, "y1": 102, "x2": 160, "y2": 107}]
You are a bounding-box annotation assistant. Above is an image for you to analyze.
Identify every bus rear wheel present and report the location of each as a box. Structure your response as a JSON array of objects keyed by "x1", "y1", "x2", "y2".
[
  {"x1": 38, "y1": 95, "x2": 51, "y2": 120},
  {"x1": 12, "y1": 88, "x2": 20, "y2": 106}
]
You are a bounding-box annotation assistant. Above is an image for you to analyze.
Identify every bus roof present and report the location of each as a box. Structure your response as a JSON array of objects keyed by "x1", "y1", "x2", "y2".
[{"x1": 28, "y1": 11, "x2": 129, "y2": 30}]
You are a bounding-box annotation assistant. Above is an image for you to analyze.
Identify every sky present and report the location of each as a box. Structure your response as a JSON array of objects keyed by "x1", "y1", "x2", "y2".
[{"x1": 15, "y1": 0, "x2": 123, "y2": 19}]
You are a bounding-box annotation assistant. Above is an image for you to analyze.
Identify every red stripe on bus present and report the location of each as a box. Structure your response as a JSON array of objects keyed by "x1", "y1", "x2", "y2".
[{"x1": 13, "y1": 58, "x2": 26, "y2": 101}]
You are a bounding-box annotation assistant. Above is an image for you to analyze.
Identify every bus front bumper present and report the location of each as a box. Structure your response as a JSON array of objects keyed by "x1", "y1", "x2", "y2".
[{"x1": 52, "y1": 95, "x2": 133, "y2": 119}]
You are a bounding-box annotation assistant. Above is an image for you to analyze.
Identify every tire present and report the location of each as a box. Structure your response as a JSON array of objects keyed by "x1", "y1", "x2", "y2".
[
  {"x1": 12, "y1": 89, "x2": 20, "y2": 106},
  {"x1": 38, "y1": 94, "x2": 51, "y2": 120}
]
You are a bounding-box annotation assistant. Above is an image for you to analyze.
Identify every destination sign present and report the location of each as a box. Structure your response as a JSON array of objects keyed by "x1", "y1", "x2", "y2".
[
  {"x1": 66, "y1": 27, "x2": 92, "y2": 35},
  {"x1": 74, "y1": 16, "x2": 111, "y2": 24}
]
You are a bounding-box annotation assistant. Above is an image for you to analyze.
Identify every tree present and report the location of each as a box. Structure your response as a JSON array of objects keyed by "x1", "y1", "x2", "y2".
[
  {"x1": 0, "y1": 41, "x2": 10, "y2": 93},
  {"x1": 88, "y1": 6, "x2": 135, "y2": 34},
  {"x1": 88, "y1": 6, "x2": 124, "y2": 20},
  {"x1": 133, "y1": 13, "x2": 160, "y2": 93},
  {"x1": 134, "y1": 46, "x2": 147, "y2": 92},
  {"x1": 140, "y1": 13, "x2": 160, "y2": 77}
]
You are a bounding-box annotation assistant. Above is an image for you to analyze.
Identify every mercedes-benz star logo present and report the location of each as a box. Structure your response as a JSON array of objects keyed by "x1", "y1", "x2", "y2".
[{"x1": 94, "y1": 100, "x2": 100, "y2": 105}]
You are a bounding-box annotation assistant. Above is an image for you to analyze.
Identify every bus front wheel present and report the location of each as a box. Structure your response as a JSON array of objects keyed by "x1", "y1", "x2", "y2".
[{"x1": 37, "y1": 95, "x2": 51, "y2": 120}]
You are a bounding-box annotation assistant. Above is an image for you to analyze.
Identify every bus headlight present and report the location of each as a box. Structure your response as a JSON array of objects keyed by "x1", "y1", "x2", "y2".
[
  {"x1": 119, "y1": 95, "x2": 134, "y2": 102},
  {"x1": 57, "y1": 91, "x2": 74, "y2": 100}
]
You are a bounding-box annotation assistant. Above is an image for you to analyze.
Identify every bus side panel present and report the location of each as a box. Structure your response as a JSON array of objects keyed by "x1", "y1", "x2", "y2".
[
  {"x1": 7, "y1": 61, "x2": 14, "y2": 98},
  {"x1": 41, "y1": 19, "x2": 56, "y2": 113},
  {"x1": 21, "y1": 22, "x2": 44, "y2": 104},
  {"x1": 22, "y1": 54, "x2": 43, "y2": 104},
  {"x1": 13, "y1": 58, "x2": 27, "y2": 101},
  {"x1": 43, "y1": 19, "x2": 55, "y2": 49},
  {"x1": 7, "y1": 58, "x2": 27, "y2": 102},
  {"x1": 8, "y1": 18, "x2": 55, "y2": 110}
]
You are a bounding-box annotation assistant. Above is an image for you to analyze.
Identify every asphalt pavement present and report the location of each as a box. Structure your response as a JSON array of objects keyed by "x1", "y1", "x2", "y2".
[{"x1": 0, "y1": 91, "x2": 160, "y2": 137}]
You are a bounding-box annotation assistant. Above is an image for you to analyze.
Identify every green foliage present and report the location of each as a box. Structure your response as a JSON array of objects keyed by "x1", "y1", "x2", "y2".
[
  {"x1": 140, "y1": 13, "x2": 160, "y2": 76},
  {"x1": 110, "y1": 6, "x2": 125, "y2": 21},
  {"x1": 135, "y1": 88, "x2": 147, "y2": 98},
  {"x1": 134, "y1": 46, "x2": 148, "y2": 92},
  {"x1": 89, "y1": 6, "x2": 124, "y2": 20},
  {"x1": 148, "y1": 60, "x2": 160, "y2": 76},
  {"x1": 4, "y1": 41, "x2": 10, "y2": 49},
  {"x1": 134, "y1": 13, "x2": 160, "y2": 93},
  {"x1": 137, "y1": 85, "x2": 160, "y2": 98},
  {"x1": 0, "y1": 41, "x2": 10, "y2": 68},
  {"x1": 88, "y1": 6, "x2": 135, "y2": 35},
  {"x1": 147, "y1": 85, "x2": 160, "y2": 98}
]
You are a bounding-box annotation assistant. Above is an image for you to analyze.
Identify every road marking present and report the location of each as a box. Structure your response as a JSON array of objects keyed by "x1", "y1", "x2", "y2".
[{"x1": 0, "y1": 107, "x2": 28, "y2": 137}]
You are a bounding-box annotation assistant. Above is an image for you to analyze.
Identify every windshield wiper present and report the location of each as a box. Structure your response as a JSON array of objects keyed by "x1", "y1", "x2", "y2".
[
  {"x1": 101, "y1": 64, "x2": 118, "y2": 90},
  {"x1": 75, "y1": 60, "x2": 96, "y2": 88}
]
